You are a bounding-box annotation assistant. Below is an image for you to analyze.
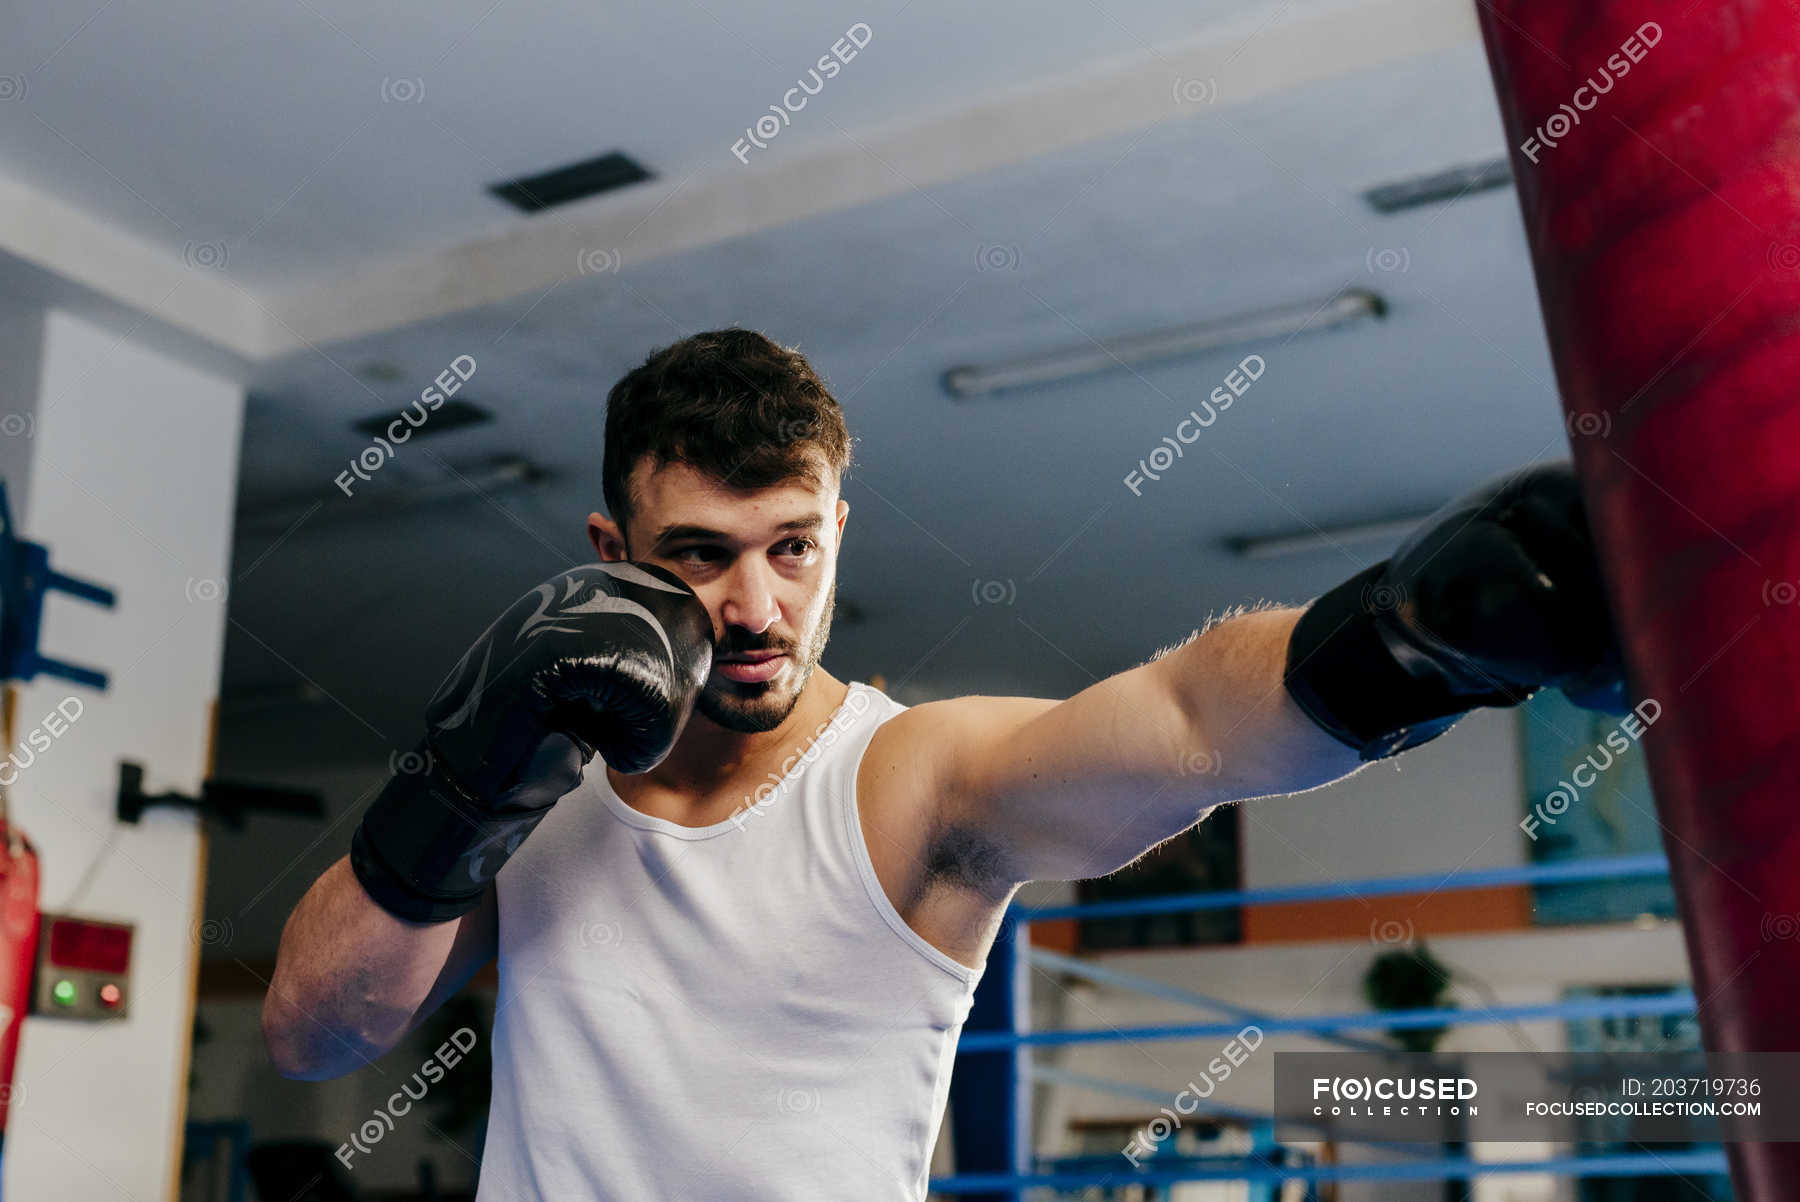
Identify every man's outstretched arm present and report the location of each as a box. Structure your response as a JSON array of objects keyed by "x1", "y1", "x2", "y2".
[
  {"x1": 916, "y1": 461, "x2": 1630, "y2": 886},
  {"x1": 902, "y1": 604, "x2": 1359, "y2": 884}
]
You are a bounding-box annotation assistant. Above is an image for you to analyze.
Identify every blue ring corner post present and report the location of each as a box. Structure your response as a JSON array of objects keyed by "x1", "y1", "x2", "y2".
[{"x1": 947, "y1": 911, "x2": 1029, "y2": 1201}]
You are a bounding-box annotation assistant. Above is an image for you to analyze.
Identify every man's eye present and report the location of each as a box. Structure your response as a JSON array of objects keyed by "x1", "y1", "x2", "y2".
[
  {"x1": 780, "y1": 538, "x2": 816, "y2": 556},
  {"x1": 673, "y1": 547, "x2": 723, "y2": 564}
]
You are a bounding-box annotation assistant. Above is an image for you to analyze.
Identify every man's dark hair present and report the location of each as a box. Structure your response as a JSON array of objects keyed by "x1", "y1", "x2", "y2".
[{"x1": 603, "y1": 327, "x2": 853, "y2": 539}]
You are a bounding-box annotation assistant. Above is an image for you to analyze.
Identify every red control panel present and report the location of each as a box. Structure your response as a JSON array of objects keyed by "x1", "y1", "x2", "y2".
[{"x1": 33, "y1": 914, "x2": 131, "y2": 1020}]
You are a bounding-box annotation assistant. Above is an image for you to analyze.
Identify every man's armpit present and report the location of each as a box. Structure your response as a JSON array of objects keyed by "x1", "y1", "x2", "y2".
[{"x1": 921, "y1": 818, "x2": 1015, "y2": 902}]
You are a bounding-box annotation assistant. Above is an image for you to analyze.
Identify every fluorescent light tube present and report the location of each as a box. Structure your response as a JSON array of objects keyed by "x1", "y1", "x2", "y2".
[
  {"x1": 1225, "y1": 514, "x2": 1434, "y2": 561},
  {"x1": 943, "y1": 289, "x2": 1385, "y2": 398}
]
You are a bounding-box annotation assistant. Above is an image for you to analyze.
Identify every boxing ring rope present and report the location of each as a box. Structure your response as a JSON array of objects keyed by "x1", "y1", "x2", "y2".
[
  {"x1": 1031, "y1": 1058, "x2": 1471, "y2": 1164},
  {"x1": 930, "y1": 1149, "x2": 1731, "y2": 1195},
  {"x1": 955, "y1": 990, "x2": 1696, "y2": 1051},
  {"x1": 1011, "y1": 851, "x2": 1669, "y2": 921},
  {"x1": 938, "y1": 853, "x2": 1705, "y2": 1197},
  {"x1": 1026, "y1": 947, "x2": 1397, "y2": 1055},
  {"x1": 1029, "y1": 1064, "x2": 1275, "y2": 1127},
  {"x1": 1474, "y1": 2, "x2": 1800, "y2": 1197}
]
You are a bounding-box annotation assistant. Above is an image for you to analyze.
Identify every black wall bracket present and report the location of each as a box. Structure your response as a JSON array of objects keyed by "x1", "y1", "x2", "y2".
[{"x1": 116, "y1": 761, "x2": 324, "y2": 830}]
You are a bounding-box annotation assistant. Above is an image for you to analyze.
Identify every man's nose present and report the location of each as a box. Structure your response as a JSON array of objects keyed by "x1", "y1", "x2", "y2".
[{"x1": 719, "y1": 559, "x2": 780, "y2": 635}]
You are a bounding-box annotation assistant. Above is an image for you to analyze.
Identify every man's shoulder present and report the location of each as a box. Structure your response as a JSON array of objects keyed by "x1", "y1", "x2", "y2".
[
  {"x1": 867, "y1": 692, "x2": 1063, "y2": 745},
  {"x1": 859, "y1": 692, "x2": 1061, "y2": 803},
  {"x1": 854, "y1": 693, "x2": 1044, "y2": 958}
]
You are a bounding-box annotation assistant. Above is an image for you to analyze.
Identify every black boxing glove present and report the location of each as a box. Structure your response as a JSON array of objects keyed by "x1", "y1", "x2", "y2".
[
  {"x1": 1284, "y1": 461, "x2": 1629, "y2": 762},
  {"x1": 351, "y1": 562, "x2": 713, "y2": 922}
]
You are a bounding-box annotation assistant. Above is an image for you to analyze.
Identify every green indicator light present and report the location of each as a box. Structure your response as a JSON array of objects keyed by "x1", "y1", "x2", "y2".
[{"x1": 51, "y1": 979, "x2": 78, "y2": 1006}]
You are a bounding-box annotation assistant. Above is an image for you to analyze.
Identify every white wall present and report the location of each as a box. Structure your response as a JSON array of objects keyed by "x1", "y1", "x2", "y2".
[
  {"x1": 5, "y1": 308, "x2": 242, "y2": 1200},
  {"x1": 0, "y1": 299, "x2": 44, "y2": 506},
  {"x1": 1243, "y1": 705, "x2": 1529, "y2": 888}
]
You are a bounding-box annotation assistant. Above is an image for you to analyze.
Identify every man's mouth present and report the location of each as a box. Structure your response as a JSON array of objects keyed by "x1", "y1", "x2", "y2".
[{"x1": 716, "y1": 651, "x2": 789, "y2": 684}]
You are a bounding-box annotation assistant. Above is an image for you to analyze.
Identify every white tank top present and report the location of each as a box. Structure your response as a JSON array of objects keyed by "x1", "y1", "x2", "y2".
[{"x1": 478, "y1": 682, "x2": 983, "y2": 1200}]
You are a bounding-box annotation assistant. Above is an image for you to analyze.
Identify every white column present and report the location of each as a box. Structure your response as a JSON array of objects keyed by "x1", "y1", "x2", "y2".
[{"x1": 4, "y1": 308, "x2": 242, "y2": 1201}]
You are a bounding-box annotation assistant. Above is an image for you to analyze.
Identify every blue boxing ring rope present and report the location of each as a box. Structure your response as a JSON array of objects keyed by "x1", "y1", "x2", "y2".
[
  {"x1": 932, "y1": 1149, "x2": 1730, "y2": 1194},
  {"x1": 934, "y1": 853, "x2": 1711, "y2": 1198}
]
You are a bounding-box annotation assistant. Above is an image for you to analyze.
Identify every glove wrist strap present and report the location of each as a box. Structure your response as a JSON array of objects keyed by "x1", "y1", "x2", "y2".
[
  {"x1": 350, "y1": 739, "x2": 555, "y2": 923},
  {"x1": 1284, "y1": 563, "x2": 1533, "y2": 761}
]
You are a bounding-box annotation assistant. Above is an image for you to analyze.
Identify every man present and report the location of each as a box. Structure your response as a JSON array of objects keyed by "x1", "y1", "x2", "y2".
[{"x1": 263, "y1": 327, "x2": 1626, "y2": 1199}]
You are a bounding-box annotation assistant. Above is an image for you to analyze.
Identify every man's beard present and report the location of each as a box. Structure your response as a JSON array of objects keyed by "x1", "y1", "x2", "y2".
[{"x1": 696, "y1": 578, "x2": 835, "y2": 734}]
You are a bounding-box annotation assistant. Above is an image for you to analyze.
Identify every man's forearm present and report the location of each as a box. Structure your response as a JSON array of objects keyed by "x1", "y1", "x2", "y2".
[
  {"x1": 263, "y1": 857, "x2": 477, "y2": 1080},
  {"x1": 1158, "y1": 604, "x2": 1367, "y2": 801}
]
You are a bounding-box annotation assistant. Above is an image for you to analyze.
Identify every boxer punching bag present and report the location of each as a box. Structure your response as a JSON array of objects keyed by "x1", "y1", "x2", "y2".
[
  {"x1": 0, "y1": 795, "x2": 37, "y2": 1180},
  {"x1": 1477, "y1": 4, "x2": 1800, "y2": 1197},
  {"x1": 0, "y1": 692, "x2": 40, "y2": 1197}
]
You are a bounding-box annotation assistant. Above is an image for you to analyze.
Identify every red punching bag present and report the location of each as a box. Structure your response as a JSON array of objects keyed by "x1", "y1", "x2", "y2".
[
  {"x1": 1476, "y1": 3, "x2": 1800, "y2": 1197},
  {"x1": 0, "y1": 822, "x2": 35, "y2": 1151},
  {"x1": 0, "y1": 692, "x2": 39, "y2": 1169}
]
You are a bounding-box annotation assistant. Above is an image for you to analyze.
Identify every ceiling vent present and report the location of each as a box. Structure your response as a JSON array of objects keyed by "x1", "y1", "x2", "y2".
[
  {"x1": 351, "y1": 398, "x2": 491, "y2": 439},
  {"x1": 237, "y1": 454, "x2": 547, "y2": 532},
  {"x1": 489, "y1": 151, "x2": 653, "y2": 213}
]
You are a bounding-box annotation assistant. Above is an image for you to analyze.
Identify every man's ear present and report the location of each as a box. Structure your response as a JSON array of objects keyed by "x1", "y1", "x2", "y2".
[
  {"x1": 834, "y1": 498, "x2": 849, "y2": 542},
  {"x1": 587, "y1": 512, "x2": 628, "y2": 561}
]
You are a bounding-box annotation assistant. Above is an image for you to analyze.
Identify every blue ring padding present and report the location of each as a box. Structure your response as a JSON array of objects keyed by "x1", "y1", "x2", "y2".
[
  {"x1": 929, "y1": 1148, "x2": 1728, "y2": 1192},
  {"x1": 955, "y1": 990, "x2": 1695, "y2": 1051},
  {"x1": 1014, "y1": 853, "x2": 1669, "y2": 922}
]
